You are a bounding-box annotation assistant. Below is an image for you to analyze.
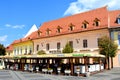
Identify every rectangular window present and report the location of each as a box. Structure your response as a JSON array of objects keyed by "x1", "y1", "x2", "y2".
[
  {"x1": 97, "y1": 38, "x2": 101, "y2": 46},
  {"x1": 69, "y1": 41, "x2": 73, "y2": 48},
  {"x1": 17, "y1": 48, "x2": 19, "y2": 55},
  {"x1": 57, "y1": 42, "x2": 61, "y2": 50},
  {"x1": 21, "y1": 47, "x2": 22, "y2": 54},
  {"x1": 118, "y1": 54, "x2": 120, "y2": 64},
  {"x1": 117, "y1": 18, "x2": 120, "y2": 24},
  {"x1": 70, "y1": 26, "x2": 74, "y2": 31},
  {"x1": 25, "y1": 47, "x2": 27, "y2": 54},
  {"x1": 82, "y1": 24, "x2": 87, "y2": 29},
  {"x1": 95, "y1": 21, "x2": 99, "y2": 26},
  {"x1": 83, "y1": 39, "x2": 87, "y2": 48},
  {"x1": 46, "y1": 43, "x2": 50, "y2": 51},
  {"x1": 118, "y1": 35, "x2": 120, "y2": 45},
  {"x1": 46, "y1": 31, "x2": 49, "y2": 35},
  {"x1": 36, "y1": 45, "x2": 39, "y2": 51},
  {"x1": 29, "y1": 47, "x2": 32, "y2": 54},
  {"x1": 14, "y1": 49, "x2": 16, "y2": 55},
  {"x1": 57, "y1": 28, "x2": 61, "y2": 33}
]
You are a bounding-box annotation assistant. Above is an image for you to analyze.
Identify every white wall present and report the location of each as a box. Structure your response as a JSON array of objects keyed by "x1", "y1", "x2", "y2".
[{"x1": 33, "y1": 29, "x2": 109, "y2": 54}]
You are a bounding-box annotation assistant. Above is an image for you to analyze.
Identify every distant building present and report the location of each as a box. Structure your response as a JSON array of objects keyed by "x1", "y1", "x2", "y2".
[
  {"x1": 6, "y1": 44, "x2": 13, "y2": 57},
  {"x1": 12, "y1": 24, "x2": 38, "y2": 56}
]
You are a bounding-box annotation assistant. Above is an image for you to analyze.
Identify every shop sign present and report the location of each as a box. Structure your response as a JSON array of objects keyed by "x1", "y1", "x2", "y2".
[
  {"x1": 72, "y1": 54, "x2": 84, "y2": 57},
  {"x1": 57, "y1": 54, "x2": 64, "y2": 57},
  {"x1": 72, "y1": 54, "x2": 91, "y2": 57}
]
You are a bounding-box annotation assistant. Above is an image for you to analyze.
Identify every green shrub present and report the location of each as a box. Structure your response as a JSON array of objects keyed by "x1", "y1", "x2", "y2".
[
  {"x1": 62, "y1": 43, "x2": 73, "y2": 53},
  {"x1": 37, "y1": 50, "x2": 46, "y2": 55}
]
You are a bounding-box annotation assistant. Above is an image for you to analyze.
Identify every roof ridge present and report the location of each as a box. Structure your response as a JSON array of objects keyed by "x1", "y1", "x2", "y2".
[{"x1": 40, "y1": 6, "x2": 108, "y2": 26}]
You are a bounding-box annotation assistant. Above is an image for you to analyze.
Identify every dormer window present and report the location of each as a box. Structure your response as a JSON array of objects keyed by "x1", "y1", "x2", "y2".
[
  {"x1": 83, "y1": 23, "x2": 87, "y2": 28},
  {"x1": 94, "y1": 18, "x2": 100, "y2": 26},
  {"x1": 57, "y1": 26, "x2": 62, "y2": 33},
  {"x1": 46, "y1": 28, "x2": 51, "y2": 36},
  {"x1": 95, "y1": 21, "x2": 99, "y2": 26},
  {"x1": 82, "y1": 20, "x2": 89, "y2": 29},
  {"x1": 38, "y1": 30, "x2": 42, "y2": 37},
  {"x1": 117, "y1": 14, "x2": 120, "y2": 24},
  {"x1": 28, "y1": 37, "x2": 31, "y2": 40},
  {"x1": 69, "y1": 23, "x2": 75, "y2": 31},
  {"x1": 118, "y1": 18, "x2": 120, "y2": 24}
]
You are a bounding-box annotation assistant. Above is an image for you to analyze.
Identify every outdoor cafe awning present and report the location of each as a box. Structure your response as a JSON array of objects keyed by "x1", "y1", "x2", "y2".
[{"x1": 11, "y1": 53, "x2": 105, "y2": 59}]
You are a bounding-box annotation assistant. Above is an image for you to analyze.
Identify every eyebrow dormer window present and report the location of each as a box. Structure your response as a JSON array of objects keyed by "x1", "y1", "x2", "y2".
[
  {"x1": 82, "y1": 20, "x2": 89, "y2": 29},
  {"x1": 69, "y1": 23, "x2": 75, "y2": 31},
  {"x1": 46, "y1": 28, "x2": 51, "y2": 36},
  {"x1": 94, "y1": 18, "x2": 100, "y2": 26}
]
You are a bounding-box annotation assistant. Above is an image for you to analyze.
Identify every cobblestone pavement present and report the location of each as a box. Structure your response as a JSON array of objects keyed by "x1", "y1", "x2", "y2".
[{"x1": 0, "y1": 68, "x2": 120, "y2": 80}]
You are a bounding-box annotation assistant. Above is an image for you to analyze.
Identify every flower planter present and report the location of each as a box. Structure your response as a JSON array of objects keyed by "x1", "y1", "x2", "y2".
[
  {"x1": 42, "y1": 68, "x2": 48, "y2": 73},
  {"x1": 36, "y1": 67, "x2": 39, "y2": 72},
  {"x1": 76, "y1": 69, "x2": 80, "y2": 76},
  {"x1": 48, "y1": 69, "x2": 53, "y2": 74},
  {"x1": 85, "y1": 72, "x2": 90, "y2": 77},
  {"x1": 65, "y1": 70, "x2": 71, "y2": 76},
  {"x1": 57, "y1": 67, "x2": 61, "y2": 74}
]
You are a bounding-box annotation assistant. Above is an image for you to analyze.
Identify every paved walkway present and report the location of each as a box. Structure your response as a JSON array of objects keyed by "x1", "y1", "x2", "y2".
[{"x1": 0, "y1": 68, "x2": 120, "y2": 80}]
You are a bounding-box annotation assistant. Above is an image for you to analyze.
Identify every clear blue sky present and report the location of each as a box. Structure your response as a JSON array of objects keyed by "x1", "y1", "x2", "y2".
[{"x1": 0, "y1": 0, "x2": 120, "y2": 47}]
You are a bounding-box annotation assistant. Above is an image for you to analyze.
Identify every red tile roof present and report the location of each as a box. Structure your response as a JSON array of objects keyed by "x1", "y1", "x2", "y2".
[
  {"x1": 109, "y1": 10, "x2": 120, "y2": 28},
  {"x1": 39, "y1": 6, "x2": 109, "y2": 38},
  {"x1": 6, "y1": 44, "x2": 13, "y2": 51},
  {"x1": 12, "y1": 6, "x2": 120, "y2": 44}
]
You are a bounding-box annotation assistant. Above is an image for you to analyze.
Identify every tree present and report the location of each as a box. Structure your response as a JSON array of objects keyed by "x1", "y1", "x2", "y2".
[
  {"x1": 37, "y1": 50, "x2": 46, "y2": 55},
  {"x1": 98, "y1": 36, "x2": 118, "y2": 69},
  {"x1": 109, "y1": 42, "x2": 118, "y2": 68},
  {"x1": 62, "y1": 43, "x2": 73, "y2": 53},
  {"x1": 0, "y1": 44, "x2": 6, "y2": 56}
]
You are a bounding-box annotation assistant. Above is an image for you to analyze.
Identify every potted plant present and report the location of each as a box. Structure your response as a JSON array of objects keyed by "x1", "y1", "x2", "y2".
[
  {"x1": 57, "y1": 67, "x2": 61, "y2": 74},
  {"x1": 76, "y1": 66, "x2": 80, "y2": 72},
  {"x1": 76, "y1": 66, "x2": 80, "y2": 76},
  {"x1": 48, "y1": 68, "x2": 53, "y2": 74},
  {"x1": 36, "y1": 67, "x2": 39, "y2": 72}
]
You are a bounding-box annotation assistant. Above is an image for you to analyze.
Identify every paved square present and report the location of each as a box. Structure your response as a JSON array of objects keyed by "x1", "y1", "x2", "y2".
[{"x1": 0, "y1": 68, "x2": 120, "y2": 80}]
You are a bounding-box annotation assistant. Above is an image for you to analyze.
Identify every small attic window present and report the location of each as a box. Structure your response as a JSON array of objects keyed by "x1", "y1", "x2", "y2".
[
  {"x1": 69, "y1": 23, "x2": 75, "y2": 31},
  {"x1": 28, "y1": 37, "x2": 31, "y2": 39},
  {"x1": 117, "y1": 18, "x2": 120, "y2": 24},
  {"x1": 82, "y1": 20, "x2": 89, "y2": 29},
  {"x1": 94, "y1": 18, "x2": 100, "y2": 26},
  {"x1": 83, "y1": 23, "x2": 87, "y2": 28},
  {"x1": 38, "y1": 30, "x2": 42, "y2": 36},
  {"x1": 57, "y1": 26, "x2": 62, "y2": 33},
  {"x1": 117, "y1": 14, "x2": 120, "y2": 24},
  {"x1": 46, "y1": 28, "x2": 51, "y2": 36},
  {"x1": 95, "y1": 21, "x2": 99, "y2": 26}
]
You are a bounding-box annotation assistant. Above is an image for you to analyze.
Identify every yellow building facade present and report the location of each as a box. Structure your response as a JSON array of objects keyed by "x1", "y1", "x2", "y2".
[{"x1": 13, "y1": 40, "x2": 33, "y2": 57}]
